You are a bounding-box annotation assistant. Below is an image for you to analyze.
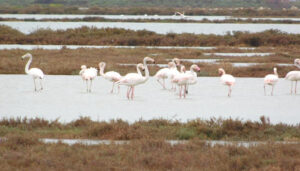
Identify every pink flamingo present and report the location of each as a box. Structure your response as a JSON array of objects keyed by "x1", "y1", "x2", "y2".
[
  {"x1": 172, "y1": 64, "x2": 200, "y2": 98},
  {"x1": 264, "y1": 67, "x2": 279, "y2": 96},
  {"x1": 99, "y1": 62, "x2": 122, "y2": 93},
  {"x1": 117, "y1": 57, "x2": 154, "y2": 100},
  {"x1": 218, "y1": 68, "x2": 235, "y2": 97},
  {"x1": 285, "y1": 59, "x2": 300, "y2": 94},
  {"x1": 21, "y1": 53, "x2": 44, "y2": 91},
  {"x1": 155, "y1": 58, "x2": 180, "y2": 89},
  {"x1": 80, "y1": 66, "x2": 97, "y2": 92}
]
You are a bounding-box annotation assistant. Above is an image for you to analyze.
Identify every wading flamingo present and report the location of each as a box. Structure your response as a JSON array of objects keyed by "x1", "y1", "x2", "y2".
[
  {"x1": 264, "y1": 67, "x2": 279, "y2": 96},
  {"x1": 155, "y1": 58, "x2": 180, "y2": 89},
  {"x1": 172, "y1": 64, "x2": 200, "y2": 98},
  {"x1": 285, "y1": 59, "x2": 300, "y2": 94},
  {"x1": 99, "y1": 62, "x2": 122, "y2": 93},
  {"x1": 168, "y1": 58, "x2": 181, "y2": 90},
  {"x1": 117, "y1": 57, "x2": 155, "y2": 100},
  {"x1": 80, "y1": 66, "x2": 97, "y2": 92},
  {"x1": 219, "y1": 68, "x2": 235, "y2": 97},
  {"x1": 21, "y1": 53, "x2": 44, "y2": 91}
]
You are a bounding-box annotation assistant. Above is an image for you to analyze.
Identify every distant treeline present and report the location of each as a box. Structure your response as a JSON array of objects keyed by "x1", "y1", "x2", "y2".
[
  {"x1": 2, "y1": 5, "x2": 300, "y2": 17},
  {"x1": 1, "y1": 25, "x2": 300, "y2": 47}
]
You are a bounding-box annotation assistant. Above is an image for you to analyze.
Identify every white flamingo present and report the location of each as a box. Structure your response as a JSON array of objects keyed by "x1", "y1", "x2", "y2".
[
  {"x1": 117, "y1": 57, "x2": 155, "y2": 100},
  {"x1": 80, "y1": 66, "x2": 97, "y2": 92},
  {"x1": 155, "y1": 58, "x2": 180, "y2": 89},
  {"x1": 99, "y1": 62, "x2": 122, "y2": 93},
  {"x1": 174, "y1": 12, "x2": 187, "y2": 19},
  {"x1": 264, "y1": 67, "x2": 279, "y2": 96},
  {"x1": 168, "y1": 58, "x2": 181, "y2": 90},
  {"x1": 285, "y1": 59, "x2": 300, "y2": 94},
  {"x1": 218, "y1": 68, "x2": 235, "y2": 97},
  {"x1": 79, "y1": 65, "x2": 87, "y2": 80},
  {"x1": 172, "y1": 64, "x2": 200, "y2": 98},
  {"x1": 21, "y1": 53, "x2": 44, "y2": 91}
]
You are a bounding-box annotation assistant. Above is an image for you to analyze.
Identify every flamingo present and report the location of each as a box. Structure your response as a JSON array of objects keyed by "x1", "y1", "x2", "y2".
[
  {"x1": 264, "y1": 67, "x2": 279, "y2": 96},
  {"x1": 174, "y1": 12, "x2": 187, "y2": 19},
  {"x1": 172, "y1": 64, "x2": 200, "y2": 98},
  {"x1": 155, "y1": 58, "x2": 180, "y2": 89},
  {"x1": 168, "y1": 58, "x2": 181, "y2": 90},
  {"x1": 21, "y1": 53, "x2": 44, "y2": 91},
  {"x1": 117, "y1": 57, "x2": 155, "y2": 100},
  {"x1": 285, "y1": 58, "x2": 300, "y2": 94},
  {"x1": 99, "y1": 62, "x2": 122, "y2": 93},
  {"x1": 80, "y1": 66, "x2": 97, "y2": 92},
  {"x1": 218, "y1": 68, "x2": 235, "y2": 97}
]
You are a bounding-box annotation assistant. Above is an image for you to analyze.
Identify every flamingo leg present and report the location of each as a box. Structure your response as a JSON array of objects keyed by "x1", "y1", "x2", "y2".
[
  {"x1": 228, "y1": 86, "x2": 232, "y2": 97},
  {"x1": 131, "y1": 86, "x2": 134, "y2": 100},
  {"x1": 186, "y1": 85, "x2": 189, "y2": 94},
  {"x1": 89, "y1": 80, "x2": 93, "y2": 92},
  {"x1": 291, "y1": 81, "x2": 293, "y2": 94},
  {"x1": 117, "y1": 84, "x2": 120, "y2": 94},
  {"x1": 264, "y1": 84, "x2": 266, "y2": 96},
  {"x1": 33, "y1": 78, "x2": 37, "y2": 91},
  {"x1": 86, "y1": 80, "x2": 89, "y2": 92},
  {"x1": 163, "y1": 78, "x2": 166, "y2": 89},
  {"x1": 127, "y1": 87, "x2": 131, "y2": 99},
  {"x1": 184, "y1": 85, "x2": 187, "y2": 98},
  {"x1": 111, "y1": 82, "x2": 115, "y2": 93},
  {"x1": 40, "y1": 79, "x2": 43, "y2": 91},
  {"x1": 271, "y1": 85, "x2": 274, "y2": 96},
  {"x1": 157, "y1": 79, "x2": 165, "y2": 89},
  {"x1": 295, "y1": 81, "x2": 298, "y2": 94},
  {"x1": 179, "y1": 85, "x2": 182, "y2": 98}
]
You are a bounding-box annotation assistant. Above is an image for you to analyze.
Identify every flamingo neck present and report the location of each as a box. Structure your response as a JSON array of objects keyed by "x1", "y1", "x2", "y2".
[
  {"x1": 143, "y1": 59, "x2": 150, "y2": 82},
  {"x1": 25, "y1": 56, "x2": 32, "y2": 74},
  {"x1": 99, "y1": 64, "x2": 105, "y2": 76},
  {"x1": 274, "y1": 70, "x2": 278, "y2": 76},
  {"x1": 137, "y1": 65, "x2": 143, "y2": 76}
]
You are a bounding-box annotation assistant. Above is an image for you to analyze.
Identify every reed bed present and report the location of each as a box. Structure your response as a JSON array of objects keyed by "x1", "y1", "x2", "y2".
[{"x1": 0, "y1": 116, "x2": 299, "y2": 141}]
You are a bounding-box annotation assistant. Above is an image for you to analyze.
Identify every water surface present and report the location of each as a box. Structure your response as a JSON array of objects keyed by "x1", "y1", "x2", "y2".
[{"x1": 0, "y1": 75, "x2": 299, "y2": 124}]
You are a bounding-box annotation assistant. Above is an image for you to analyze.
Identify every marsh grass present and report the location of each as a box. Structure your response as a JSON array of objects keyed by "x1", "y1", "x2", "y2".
[
  {"x1": 0, "y1": 135, "x2": 300, "y2": 170},
  {"x1": 0, "y1": 116, "x2": 299, "y2": 141}
]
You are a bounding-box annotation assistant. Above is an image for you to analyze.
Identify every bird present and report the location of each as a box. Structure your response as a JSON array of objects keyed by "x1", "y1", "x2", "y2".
[
  {"x1": 285, "y1": 59, "x2": 300, "y2": 94},
  {"x1": 80, "y1": 66, "x2": 97, "y2": 93},
  {"x1": 79, "y1": 65, "x2": 87, "y2": 81},
  {"x1": 99, "y1": 62, "x2": 122, "y2": 93},
  {"x1": 218, "y1": 68, "x2": 235, "y2": 97},
  {"x1": 21, "y1": 53, "x2": 44, "y2": 91},
  {"x1": 264, "y1": 67, "x2": 279, "y2": 96},
  {"x1": 172, "y1": 64, "x2": 200, "y2": 98},
  {"x1": 174, "y1": 12, "x2": 187, "y2": 19},
  {"x1": 168, "y1": 58, "x2": 181, "y2": 91},
  {"x1": 117, "y1": 57, "x2": 155, "y2": 100},
  {"x1": 155, "y1": 58, "x2": 180, "y2": 89}
]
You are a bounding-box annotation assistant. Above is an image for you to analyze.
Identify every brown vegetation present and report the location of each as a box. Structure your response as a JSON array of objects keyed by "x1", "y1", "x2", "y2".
[
  {"x1": 2, "y1": 26, "x2": 300, "y2": 47},
  {"x1": 0, "y1": 116, "x2": 299, "y2": 141},
  {"x1": 0, "y1": 48, "x2": 298, "y2": 77},
  {"x1": 0, "y1": 135, "x2": 300, "y2": 170}
]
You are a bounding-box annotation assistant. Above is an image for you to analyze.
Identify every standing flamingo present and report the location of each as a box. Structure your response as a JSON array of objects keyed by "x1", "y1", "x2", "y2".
[
  {"x1": 218, "y1": 68, "x2": 235, "y2": 97},
  {"x1": 117, "y1": 57, "x2": 155, "y2": 100},
  {"x1": 285, "y1": 59, "x2": 300, "y2": 94},
  {"x1": 99, "y1": 62, "x2": 122, "y2": 93},
  {"x1": 80, "y1": 66, "x2": 97, "y2": 92},
  {"x1": 21, "y1": 53, "x2": 44, "y2": 91},
  {"x1": 155, "y1": 58, "x2": 180, "y2": 89},
  {"x1": 168, "y1": 58, "x2": 181, "y2": 90},
  {"x1": 264, "y1": 67, "x2": 279, "y2": 96},
  {"x1": 172, "y1": 64, "x2": 200, "y2": 98}
]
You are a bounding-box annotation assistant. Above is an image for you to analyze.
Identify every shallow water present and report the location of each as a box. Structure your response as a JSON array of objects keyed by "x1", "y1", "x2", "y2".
[
  {"x1": 0, "y1": 75, "x2": 299, "y2": 124},
  {"x1": 2, "y1": 14, "x2": 300, "y2": 22},
  {"x1": 40, "y1": 138, "x2": 299, "y2": 147},
  {"x1": 1, "y1": 21, "x2": 300, "y2": 35},
  {"x1": 203, "y1": 52, "x2": 274, "y2": 57}
]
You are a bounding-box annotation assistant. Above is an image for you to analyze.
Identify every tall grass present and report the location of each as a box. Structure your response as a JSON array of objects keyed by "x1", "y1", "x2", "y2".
[
  {"x1": 0, "y1": 116, "x2": 299, "y2": 141},
  {"x1": 2, "y1": 25, "x2": 300, "y2": 47}
]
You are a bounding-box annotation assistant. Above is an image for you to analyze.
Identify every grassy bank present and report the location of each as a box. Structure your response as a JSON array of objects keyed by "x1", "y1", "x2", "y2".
[
  {"x1": 1, "y1": 135, "x2": 300, "y2": 170},
  {"x1": 2, "y1": 25, "x2": 300, "y2": 47},
  {"x1": 0, "y1": 48, "x2": 297, "y2": 77},
  {"x1": 0, "y1": 116, "x2": 299, "y2": 141}
]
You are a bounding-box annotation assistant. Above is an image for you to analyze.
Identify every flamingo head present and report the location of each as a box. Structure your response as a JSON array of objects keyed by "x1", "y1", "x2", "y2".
[
  {"x1": 137, "y1": 63, "x2": 145, "y2": 71},
  {"x1": 81, "y1": 65, "x2": 87, "y2": 70},
  {"x1": 191, "y1": 64, "x2": 201, "y2": 72},
  {"x1": 21, "y1": 53, "x2": 32, "y2": 60},
  {"x1": 295, "y1": 59, "x2": 300, "y2": 66},
  {"x1": 218, "y1": 68, "x2": 225, "y2": 75},
  {"x1": 168, "y1": 62, "x2": 176, "y2": 68},
  {"x1": 273, "y1": 67, "x2": 278, "y2": 75},
  {"x1": 144, "y1": 57, "x2": 155, "y2": 64},
  {"x1": 180, "y1": 65, "x2": 186, "y2": 73},
  {"x1": 98, "y1": 62, "x2": 105, "y2": 69},
  {"x1": 173, "y1": 58, "x2": 181, "y2": 66}
]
